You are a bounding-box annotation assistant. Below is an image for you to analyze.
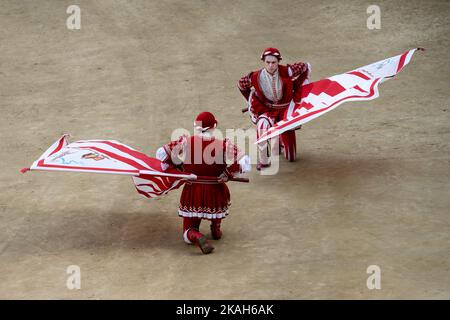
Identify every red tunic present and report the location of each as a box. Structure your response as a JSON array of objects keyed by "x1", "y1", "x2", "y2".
[{"x1": 161, "y1": 134, "x2": 242, "y2": 220}]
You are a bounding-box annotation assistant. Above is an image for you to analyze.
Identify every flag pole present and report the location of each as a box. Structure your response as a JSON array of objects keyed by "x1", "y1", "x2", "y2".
[
  {"x1": 138, "y1": 170, "x2": 197, "y2": 180},
  {"x1": 138, "y1": 170, "x2": 249, "y2": 183}
]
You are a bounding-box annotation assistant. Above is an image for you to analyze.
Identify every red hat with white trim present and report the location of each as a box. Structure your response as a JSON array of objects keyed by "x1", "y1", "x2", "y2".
[
  {"x1": 260, "y1": 47, "x2": 282, "y2": 61},
  {"x1": 194, "y1": 111, "x2": 218, "y2": 131}
]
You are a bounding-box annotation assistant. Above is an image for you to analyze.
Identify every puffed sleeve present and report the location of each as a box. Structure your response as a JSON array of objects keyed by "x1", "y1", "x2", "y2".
[
  {"x1": 238, "y1": 72, "x2": 253, "y2": 100},
  {"x1": 156, "y1": 134, "x2": 188, "y2": 170},
  {"x1": 287, "y1": 61, "x2": 310, "y2": 78}
]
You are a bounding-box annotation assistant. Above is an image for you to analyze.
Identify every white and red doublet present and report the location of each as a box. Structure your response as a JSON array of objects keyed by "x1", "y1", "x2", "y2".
[
  {"x1": 239, "y1": 62, "x2": 311, "y2": 125},
  {"x1": 157, "y1": 134, "x2": 244, "y2": 220},
  {"x1": 238, "y1": 61, "x2": 311, "y2": 164}
]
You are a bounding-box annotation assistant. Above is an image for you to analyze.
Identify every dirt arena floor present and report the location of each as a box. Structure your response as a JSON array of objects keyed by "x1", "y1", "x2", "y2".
[{"x1": 1, "y1": 0, "x2": 449, "y2": 299}]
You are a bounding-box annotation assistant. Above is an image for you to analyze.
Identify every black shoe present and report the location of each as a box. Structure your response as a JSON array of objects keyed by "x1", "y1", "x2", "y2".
[{"x1": 197, "y1": 236, "x2": 214, "y2": 254}]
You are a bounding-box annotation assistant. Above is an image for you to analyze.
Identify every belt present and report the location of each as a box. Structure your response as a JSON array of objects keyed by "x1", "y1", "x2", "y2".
[
  {"x1": 187, "y1": 179, "x2": 222, "y2": 185},
  {"x1": 267, "y1": 102, "x2": 290, "y2": 109},
  {"x1": 253, "y1": 92, "x2": 290, "y2": 109}
]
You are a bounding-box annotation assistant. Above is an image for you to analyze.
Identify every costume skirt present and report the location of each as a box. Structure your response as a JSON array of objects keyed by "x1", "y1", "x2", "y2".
[{"x1": 178, "y1": 182, "x2": 230, "y2": 220}]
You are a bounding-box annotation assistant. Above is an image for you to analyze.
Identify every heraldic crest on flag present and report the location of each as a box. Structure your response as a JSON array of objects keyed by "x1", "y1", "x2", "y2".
[{"x1": 256, "y1": 48, "x2": 423, "y2": 143}]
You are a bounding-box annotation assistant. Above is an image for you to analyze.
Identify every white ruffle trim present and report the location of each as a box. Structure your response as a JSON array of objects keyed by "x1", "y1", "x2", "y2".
[{"x1": 178, "y1": 209, "x2": 228, "y2": 220}]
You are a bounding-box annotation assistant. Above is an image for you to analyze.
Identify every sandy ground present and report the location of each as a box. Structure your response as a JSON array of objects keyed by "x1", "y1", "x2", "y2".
[{"x1": 1, "y1": 0, "x2": 449, "y2": 299}]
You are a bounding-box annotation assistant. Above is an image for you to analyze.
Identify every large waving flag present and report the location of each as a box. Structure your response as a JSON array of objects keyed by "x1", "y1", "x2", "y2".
[
  {"x1": 21, "y1": 134, "x2": 194, "y2": 198},
  {"x1": 256, "y1": 48, "x2": 423, "y2": 143}
]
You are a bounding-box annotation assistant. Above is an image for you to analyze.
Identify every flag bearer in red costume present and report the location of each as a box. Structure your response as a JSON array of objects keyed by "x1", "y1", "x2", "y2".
[
  {"x1": 156, "y1": 112, "x2": 251, "y2": 254},
  {"x1": 238, "y1": 47, "x2": 311, "y2": 170}
]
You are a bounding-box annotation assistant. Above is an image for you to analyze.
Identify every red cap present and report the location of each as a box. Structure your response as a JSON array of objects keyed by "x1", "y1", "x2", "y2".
[
  {"x1": 260, "y1": 47, "x2": 282, "y2": 61},
  {"x1": 194, "y1": 112, "x2": 217, "y2": 131}
]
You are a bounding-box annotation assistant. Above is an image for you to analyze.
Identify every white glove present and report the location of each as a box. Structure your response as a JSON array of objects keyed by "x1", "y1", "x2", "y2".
[{"x1": 238, "y1": 155, "x2": 252, "y2": 173}]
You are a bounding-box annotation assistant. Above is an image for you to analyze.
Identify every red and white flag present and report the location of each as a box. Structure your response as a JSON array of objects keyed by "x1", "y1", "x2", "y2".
[
  {"x1": 22, "y1": 135, "x2": 194, "y2": 198},
  {"x1": 256, "y1": 48, "x2": 423, "y2": 143}
]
